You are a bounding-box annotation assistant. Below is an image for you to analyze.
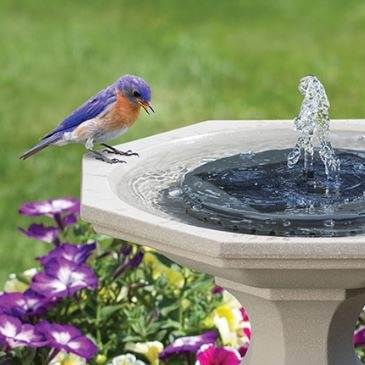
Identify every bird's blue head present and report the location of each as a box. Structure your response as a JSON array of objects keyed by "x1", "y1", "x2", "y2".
[{"x1": 116, "y1": 75, "x2": 154, "y2": 114}]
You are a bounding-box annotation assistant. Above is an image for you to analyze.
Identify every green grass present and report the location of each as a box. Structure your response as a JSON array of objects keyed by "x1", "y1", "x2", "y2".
[{"x1": 1, "y1": 0, "x2": 365, "y2": 283}]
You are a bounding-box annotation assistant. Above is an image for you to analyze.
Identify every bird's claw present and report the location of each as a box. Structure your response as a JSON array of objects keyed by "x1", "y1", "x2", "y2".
[
  {"x1": 103, "y1": 148, "x2": 139, "y2": 157},
  {"x1": 94, "y1": 155, "x2": 126, "y2": 164},
  {"x1": 110, "y1": 158, "x2": 126, "y2": 164}
]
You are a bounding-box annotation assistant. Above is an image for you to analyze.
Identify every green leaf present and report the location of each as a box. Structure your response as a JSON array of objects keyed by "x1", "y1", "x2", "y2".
[
  {"x1": 122, "y1": 335, "x2": 143, "y2": 343},
  {"x1": 152, "y1": 252, "x2": 178, "y2": 268},
  {"x1": 99, "y1": 304, "x2": 124, "y2": 321},
  {"x1": 160, "y1": 302, "x2": 181, "y2": 316}
]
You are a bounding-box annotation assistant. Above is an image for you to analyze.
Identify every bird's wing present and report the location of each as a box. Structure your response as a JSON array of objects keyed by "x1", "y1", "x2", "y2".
[{"x1": 42, "y1": 86, "x2": 117, "y2": 140}]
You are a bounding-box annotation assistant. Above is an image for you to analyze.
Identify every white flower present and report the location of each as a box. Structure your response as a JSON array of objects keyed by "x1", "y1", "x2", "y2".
[
  {"x1": 108, "y1": 353, "x2": 146, "y2": 365},
  {"x1": 49, "y1": 351, "x2": 87, "y2": 365},
  {"x1": 23, "y1": 268, "x2": 38, "y2": 280}
]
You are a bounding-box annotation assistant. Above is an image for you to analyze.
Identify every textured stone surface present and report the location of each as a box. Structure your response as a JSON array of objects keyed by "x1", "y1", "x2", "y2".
[{"x1": 81, "y1": 120, "x2": 365, "y2": 365}]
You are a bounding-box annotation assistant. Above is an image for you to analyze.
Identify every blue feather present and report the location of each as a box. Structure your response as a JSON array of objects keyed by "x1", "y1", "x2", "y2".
[
  {"x1": 19, "y1": 132, "x2": 64, "y2": 160},
  {"x1": 42, "y1": 85, "x2": 117, "y2": 140}
]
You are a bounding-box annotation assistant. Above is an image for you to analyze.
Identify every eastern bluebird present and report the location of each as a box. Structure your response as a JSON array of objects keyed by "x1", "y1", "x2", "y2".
[{"x1": 20, "y1": 75, "x2": 154, "y2": 164}]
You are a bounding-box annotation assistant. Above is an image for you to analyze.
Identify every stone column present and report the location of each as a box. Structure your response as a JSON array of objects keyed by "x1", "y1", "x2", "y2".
[{"x1": 217, "y1": 278, "x2": 365, "y2": 365}]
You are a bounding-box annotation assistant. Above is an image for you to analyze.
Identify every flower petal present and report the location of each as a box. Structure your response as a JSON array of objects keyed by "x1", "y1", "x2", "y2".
[
  {"x1": 31, "y1": 272, "x2": 68, "y2": 298},
  {"x1": 37, "y1": 322, "x2": 98, "y2": 360},
  {"x1": 65, "y1": 336, "x2": 98, "y2": 360},
  {"x1": 159, "y1": 331, "x2": 217, "y2": 360},
  {"x1": 0, "y1": 315, "x2": 21, "y2": 338},
  {"x1": 0, "y1": 315, "x2": 45, "y2": 348},
  {"x1": 19, "y1": 198, "x2": 80, "y2": 217},
  {"x1": 62, "y1": 212, "x2": 78, "y2": 226},
  {"x1": 354, "y1": 327, "x2": 365, "y2": 347},
  {"x1": 19, "y1": 224, "x2": 59, "y2": 244},
  {"x1": 38, "y1": 243, "x2": 96, "y2": 266},
  {"x1": 196, "y1": 344, "x2": 241, "y2": 365},
  {"x1": 31, "y1": 258, "x2": 97, "y2": 298}
]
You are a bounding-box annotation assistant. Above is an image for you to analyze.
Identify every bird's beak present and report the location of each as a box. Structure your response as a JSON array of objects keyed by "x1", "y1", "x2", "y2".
[{"x1": 138, "y1": 100, "x2": 155, "y2": 115}]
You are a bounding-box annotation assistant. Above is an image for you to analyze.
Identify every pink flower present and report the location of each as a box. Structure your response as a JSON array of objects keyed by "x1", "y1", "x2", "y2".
[
  {"x1": 354, "y1": 326, "x2": 365, "y2": 347},
  {"x1": 196, "y1": 344, "x2": 241, "y2": 365}
]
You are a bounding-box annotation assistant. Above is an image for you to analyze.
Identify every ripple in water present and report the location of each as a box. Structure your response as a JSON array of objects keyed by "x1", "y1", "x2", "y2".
[{"x1": 181, "y1": 149, "x2": 365, "y2": 237}]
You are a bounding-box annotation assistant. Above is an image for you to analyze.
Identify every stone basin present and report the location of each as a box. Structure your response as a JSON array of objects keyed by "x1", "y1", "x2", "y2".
[{"x1": 81, "y1": 120, "x2": 365, "y2": 365}]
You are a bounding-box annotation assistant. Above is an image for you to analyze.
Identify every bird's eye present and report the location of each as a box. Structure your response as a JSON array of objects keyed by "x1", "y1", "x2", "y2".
[{"x1": 133, "y1": 90, "x2": 141, "y2": 97}]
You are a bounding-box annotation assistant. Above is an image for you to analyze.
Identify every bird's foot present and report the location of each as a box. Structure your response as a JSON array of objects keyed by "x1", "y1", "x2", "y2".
[
  {"x1": 101, "y1": 144, "x2": 139, "y2": 157},
  {"x1": 96, "y1": 156, "x2": 127, "y2": 164},
  {"x1": 90, "y1": 150, "x2": 126, "y2": 164}
]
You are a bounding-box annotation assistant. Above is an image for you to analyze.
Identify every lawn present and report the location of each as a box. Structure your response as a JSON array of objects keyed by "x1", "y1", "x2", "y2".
[{"x1": 1, "y1": 0, "x2": 365, "y2": 283}]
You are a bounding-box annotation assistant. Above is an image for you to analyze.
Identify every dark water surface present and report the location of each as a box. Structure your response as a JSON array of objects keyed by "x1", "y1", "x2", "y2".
[{"x1": 179, "y1": 149, "x2": 365, "y2": 237}]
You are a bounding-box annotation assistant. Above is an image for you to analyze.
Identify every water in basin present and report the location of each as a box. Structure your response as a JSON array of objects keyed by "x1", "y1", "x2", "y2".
[{"x1": 120, "y1": 77, "x2": 365, "y2": 237}]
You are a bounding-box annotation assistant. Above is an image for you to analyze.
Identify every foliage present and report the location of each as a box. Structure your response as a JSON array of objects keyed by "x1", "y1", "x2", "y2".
[{"x1": 0, "y1": 198, "x2": 250, "y2": 365}]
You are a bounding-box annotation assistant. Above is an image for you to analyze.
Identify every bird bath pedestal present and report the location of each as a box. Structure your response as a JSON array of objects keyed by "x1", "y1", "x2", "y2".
[{"x1": 81, "y1": 120, "x2": 365, "y2": 365}]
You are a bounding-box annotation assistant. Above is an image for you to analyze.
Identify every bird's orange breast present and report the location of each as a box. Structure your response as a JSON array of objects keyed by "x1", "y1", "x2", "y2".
[{"x1": 104, "y1": 90, "x2": 141, "y2": 130}]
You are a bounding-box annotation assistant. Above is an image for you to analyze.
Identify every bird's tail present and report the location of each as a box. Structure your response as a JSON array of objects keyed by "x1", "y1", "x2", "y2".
[{"x1": 19, "y1": 133, "x2": 62, "y2": 160}]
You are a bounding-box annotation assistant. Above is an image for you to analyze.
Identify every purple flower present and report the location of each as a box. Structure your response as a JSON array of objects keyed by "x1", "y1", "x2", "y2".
[
  {"x1": 114, "y1": 251, "x2": 144, "y2": 279},
  {"x1": 211, "y1": 286, "x2": 224, "y2": 295},
  {"x1": 159, "y1": 331, "x2": 218, "y2": 360},
  {"x1": 37, "y1": 322, "x2": 98, "y2": 359},
  {"x1": 129, "y1": 251, "x2": 144, "y2": 269},
  {"x1": 19, "y1": 198, "x2": 80, "y2": 218},
  {"x1": 19, "y1": 223, "x2": 60, "y2": 244},
  {"x1": 0, "y1": 290, "x2": 53, "y2": 317},
  {"x1": 38, "y1": 243, "x2": 96, "y2": 266},
  {"x1": 31, "y1": 258, "x2": 98, "y2": 298},
  {"x1": 62, "y1": 212, "x2": 78, "y2": 226},
  {"x1": 354, "y1": 327, "x2": 365, "y2": 347},
  {"x1": 120, "y1": 244, "x2": 132, "y2": 257},
  {"x1": 196, "y1": 344, "x2": 241, "y2": 365},
  {"x1": 0, "y1": 314, "x2": 46, "y2": 348}
]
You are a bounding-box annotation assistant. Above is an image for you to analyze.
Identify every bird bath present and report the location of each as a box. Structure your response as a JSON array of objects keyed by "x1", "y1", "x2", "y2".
[{"x1": 81, "y1": 119, "x2": 365, "y2": 365}]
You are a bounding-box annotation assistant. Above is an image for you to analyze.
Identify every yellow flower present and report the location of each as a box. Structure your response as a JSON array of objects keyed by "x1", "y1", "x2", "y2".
[
  {"x1": 206, "y1": 291, "x2": 249, "y2": 347},
  {"x1": 4, "y1": 274, "x2": 28, "y2": 293},
  {"x1": 144, "y1": 253, "x2": 184, "y2": 288},
  {"x1": 49, "y1": 351, "x2": 87, "y2": 365},
  {"x1": 96, "y1": 354, "x2": 107, "y2": 364},
  {"x1": 142, "y1": 246, "x2": 155, "y2": 253},
  {"x1": 181, "y1": 299, "x2": 191, "y2": 310},
  {"x1": 99, "y1": 287, "x2": 117, "y2": 301},
  {"x1": 125, "y1": 341, "x2": 163, "y2": 365},
  {"x1": 4, "y1": 268, "x2": 38, "y2": 293}
]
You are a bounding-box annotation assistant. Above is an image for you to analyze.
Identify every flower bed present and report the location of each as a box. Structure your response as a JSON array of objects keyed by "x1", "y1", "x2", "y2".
[{"x1": 1, "y1": 197, "x2": 364, "y2": 364}]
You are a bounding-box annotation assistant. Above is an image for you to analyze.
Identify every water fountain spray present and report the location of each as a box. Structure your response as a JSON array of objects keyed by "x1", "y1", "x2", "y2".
[{"x1": 287, "y1": 76, "x2": 340, "y2": 180}]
